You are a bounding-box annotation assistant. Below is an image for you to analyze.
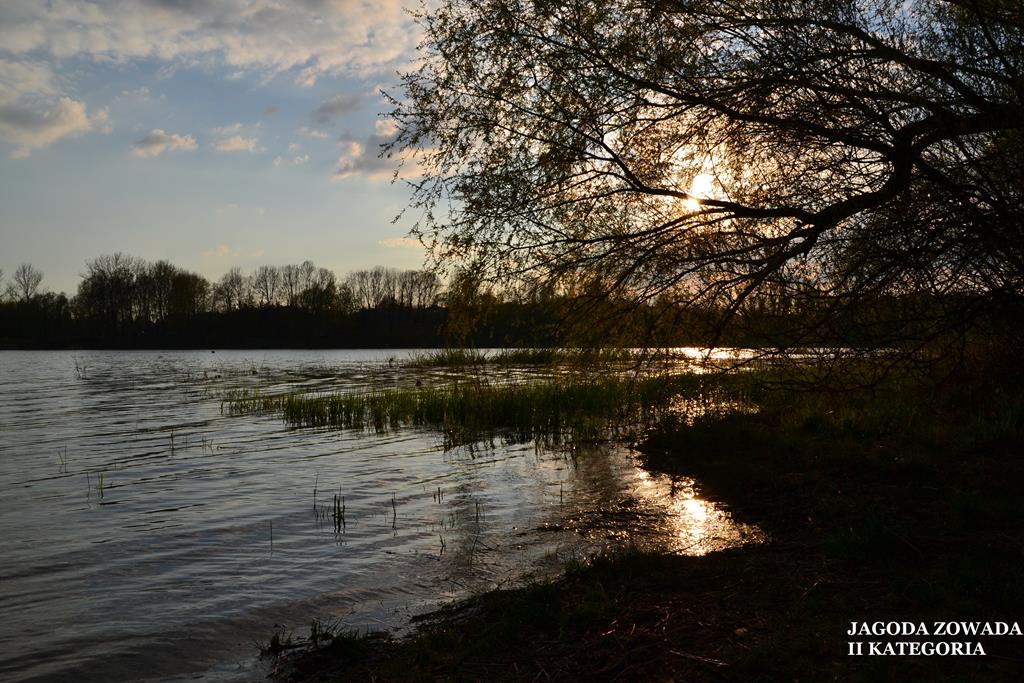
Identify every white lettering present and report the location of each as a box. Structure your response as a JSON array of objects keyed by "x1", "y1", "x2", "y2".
[{"x1": 863, "y1": 641, "x2": 986, "y2": 656}]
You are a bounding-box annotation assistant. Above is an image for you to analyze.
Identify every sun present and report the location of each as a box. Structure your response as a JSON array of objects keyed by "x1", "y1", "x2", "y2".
[{"x1": 682, "y1": 173, "x2": 715, "y2": 212}]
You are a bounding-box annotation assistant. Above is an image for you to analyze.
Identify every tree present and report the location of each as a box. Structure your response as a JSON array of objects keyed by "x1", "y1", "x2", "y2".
[
  {"x1": 251, "y1": 265, "x2": 283, "y2": 307},
  {"x1": 168, "y1": 271, "x2": 210, "y2": 319},
  {"x1": 147, "y1": 260, "x2": 179, "y2": 322},
  {"x1": 345, "y1": 266, "x2": 402, "y2": 310},
  {"x1": 281, "y1": 263, "x2": 303, "y2": 306},
  {"x1": 12, "y1": 263, "x2": 43, "y2": 302},
  {"x1": 75, "y1": 253, "x2": 144, "y2": 329},
  {"x1": 391, "y1": 0, "x2": 1024, "y2": 352},
  {"x1": 215, "y1": 267, "x2": 249, "y2": 312},
  {"x1": 297, "y1": 267, "x2": 339, "y2": 312}
]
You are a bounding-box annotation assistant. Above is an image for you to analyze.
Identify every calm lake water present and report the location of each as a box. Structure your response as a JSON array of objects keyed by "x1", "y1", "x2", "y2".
[{"x1": 0, "y1": 350, "x2": 760, "y2": 682}]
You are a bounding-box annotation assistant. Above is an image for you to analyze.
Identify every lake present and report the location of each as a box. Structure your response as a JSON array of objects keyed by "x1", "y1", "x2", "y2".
[{"x1": 0, "y1": 350, "x2": 760, "y2": 682}]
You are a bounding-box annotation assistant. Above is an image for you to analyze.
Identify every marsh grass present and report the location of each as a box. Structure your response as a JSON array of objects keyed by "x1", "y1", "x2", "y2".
[
  {"x1": 729, "y1": 362, "x2": 1024, "y2": 447},
  {"x1": 405, "y1": 347, "x2": 638, "y2": 369},
  {"x1": 259, "y1": 618, "x2": 370, "y2": 659},
  {"x1": 225, "y1": 373, "x2": 721, "y2": 448}
]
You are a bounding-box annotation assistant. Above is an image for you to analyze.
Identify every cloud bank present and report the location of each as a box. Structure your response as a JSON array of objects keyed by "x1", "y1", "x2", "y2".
[{"x1": 0, "y1": 0, "x2": 419, "y2": 85}]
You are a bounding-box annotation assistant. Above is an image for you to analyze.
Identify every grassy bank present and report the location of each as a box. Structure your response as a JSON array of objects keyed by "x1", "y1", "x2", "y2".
[{"x1": 265, "y1": 363, "x2": 1024, "y2": 681}]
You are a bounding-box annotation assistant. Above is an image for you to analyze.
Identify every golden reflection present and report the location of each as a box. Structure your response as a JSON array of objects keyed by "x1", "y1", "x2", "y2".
[
  {"x1": 627, "y1": 459, "x2": 764, "y2": 556},
  {"x1": 679, "y1": 497, "x2": 708, "y2": 523},
  {"x1": 666, "y1": 394, "x2": 758, "y2": 425}
]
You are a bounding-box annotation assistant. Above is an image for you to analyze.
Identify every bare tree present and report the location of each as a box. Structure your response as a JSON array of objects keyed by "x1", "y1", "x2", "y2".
[
  {"x1": 397, "y1": 270, "x2": 418, "y2": 308},
  {"x1": 335, "y1": 281, "x2": 357, "y2": 314},
  {"x1": 251, "y1": 265, "x2": 283, "y2": 307},
  {"x1": 298, "y1": 267, "x2": 339, "y2": 312},
  {"x1": 215, "y1": 267, "x2": 249, "y2": 312},
  {"x1": 345, "y1": 267, "x2": 397, "y2": 309},
  {"x1": 390, "y1": 0, "x2": 1024, "y2": 352},
  {"x1": 345, "y1": 269, "x2": 372, "y2": 310},
  {"x1": 148, "y1": 260, "x2": 178, "y2": 322},
  {"x1": 298, "y1": 260, "x2": 317, "y2": 292},
  {"x1": 412, "y1": 270, "x2": 443, "y2": 308},
  {"x1": 13, "y1": 263, "x2": 43, "y2": 302},
  {"x1": 281, "y1": 264, "x2": 302, "y2": 306}
]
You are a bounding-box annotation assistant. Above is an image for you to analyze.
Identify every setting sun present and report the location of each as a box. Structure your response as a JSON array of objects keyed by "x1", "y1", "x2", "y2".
[{"x1": 683, "y1": 173, "x2": 715, "y2": 212}]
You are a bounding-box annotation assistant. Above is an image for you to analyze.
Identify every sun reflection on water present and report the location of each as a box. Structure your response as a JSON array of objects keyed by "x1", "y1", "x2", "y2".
[{"x1": 629, "y1": 465, "x2": 764, "y2": 555}]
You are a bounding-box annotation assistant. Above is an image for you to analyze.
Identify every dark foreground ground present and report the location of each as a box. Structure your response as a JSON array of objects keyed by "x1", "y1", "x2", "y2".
[{"x1": 268, "y1": 365, "x2": 1024, "y2": 681}]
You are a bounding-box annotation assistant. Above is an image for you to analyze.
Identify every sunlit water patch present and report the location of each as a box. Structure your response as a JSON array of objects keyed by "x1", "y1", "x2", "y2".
[{"x1": 0, "y1": 350, "x2": 760, "y2": 682}]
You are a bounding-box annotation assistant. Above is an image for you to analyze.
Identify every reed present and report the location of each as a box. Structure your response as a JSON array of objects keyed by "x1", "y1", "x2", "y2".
[
  {"x1": 405, "y1": 347, "x2": 637, "y2": 368},
  {"x1": 225, "y1": 373, "x2": 730, "y2": 448},
  {"x1": 405, "y1": 347, "x2": 488, "y2": 367}
]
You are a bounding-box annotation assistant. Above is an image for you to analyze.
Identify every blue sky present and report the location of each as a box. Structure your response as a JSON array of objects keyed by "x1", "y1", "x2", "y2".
[{"x1": 0, "y1": 1, "x2": 427, "y2": 295}]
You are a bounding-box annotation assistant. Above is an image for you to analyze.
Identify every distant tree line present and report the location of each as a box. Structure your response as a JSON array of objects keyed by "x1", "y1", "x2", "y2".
[
  {"x1": 4, "y1": 255, "x2": 1015, "y2": 352},
  {"x1": 0, "y1": 257, "x2": 453, "y2": 348}
]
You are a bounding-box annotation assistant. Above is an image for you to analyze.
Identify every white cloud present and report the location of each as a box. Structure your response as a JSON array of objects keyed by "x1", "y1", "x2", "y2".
[
  {"x1": 0, "y1": 58, "x2": 110, "y2": 157},
  {"x1": 114, "y1": 86, "x2": 152, "y2": 103},
  {"x1": 0, "y1": 59, "x2": 60, "y2": 99},
  {"x1": 274, "y1": 152, "x2": 309, "y2": 168},
  {"x1": 297, "y1": 126, "x2": 329, "y2": 139},
  {"x1": 0, "y1": 96, "x2": 107, "y2": 158},
  {"x1": 212, "y1": 122, "x2": 244, "y2": 135},
  {"x1": 93, "y1": 107, "x2": 113, "y2": 134},
  {"x1": 334, "y1": 117, "x2": 419, "y2": 181},
  {"x1": 203, "y1": 243, "x2": 232, "y2": 257},
  {"x1": 132, "y1": 128, "x2": 197, "y2": 157},
  {"x1": 214, "y1": 135, "x2": 259, "y2": 152},
  {"x1": 375, "y1": 118, "x2": 399, "y2": 138},
  {"x1": 211, "y1": 121, "x2": 263, "y2": 152}
]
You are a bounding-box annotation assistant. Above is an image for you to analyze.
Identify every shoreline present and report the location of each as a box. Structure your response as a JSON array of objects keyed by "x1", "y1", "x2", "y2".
[{"x1": 267, "y1": 371, "x2": 1024, "y2": 681}]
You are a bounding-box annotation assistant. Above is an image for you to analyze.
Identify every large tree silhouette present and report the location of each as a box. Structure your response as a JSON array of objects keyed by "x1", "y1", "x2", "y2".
[{"x1": 391, "y1": 0, "x2": 1023, "y2": 351}]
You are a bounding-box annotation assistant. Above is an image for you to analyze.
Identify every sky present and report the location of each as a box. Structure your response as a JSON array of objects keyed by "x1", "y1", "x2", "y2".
[{"x1": 0, "y1": 0, "x2": 429, "y2": 295}]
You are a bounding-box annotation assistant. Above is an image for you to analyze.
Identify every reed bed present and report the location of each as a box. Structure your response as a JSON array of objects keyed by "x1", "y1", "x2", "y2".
[
  {"x1": 405, "y1": 347, "x2": 638, "y2": 369},
  {"x1": 225, "y1": 374, "x2": 724, "y2": 448}
]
